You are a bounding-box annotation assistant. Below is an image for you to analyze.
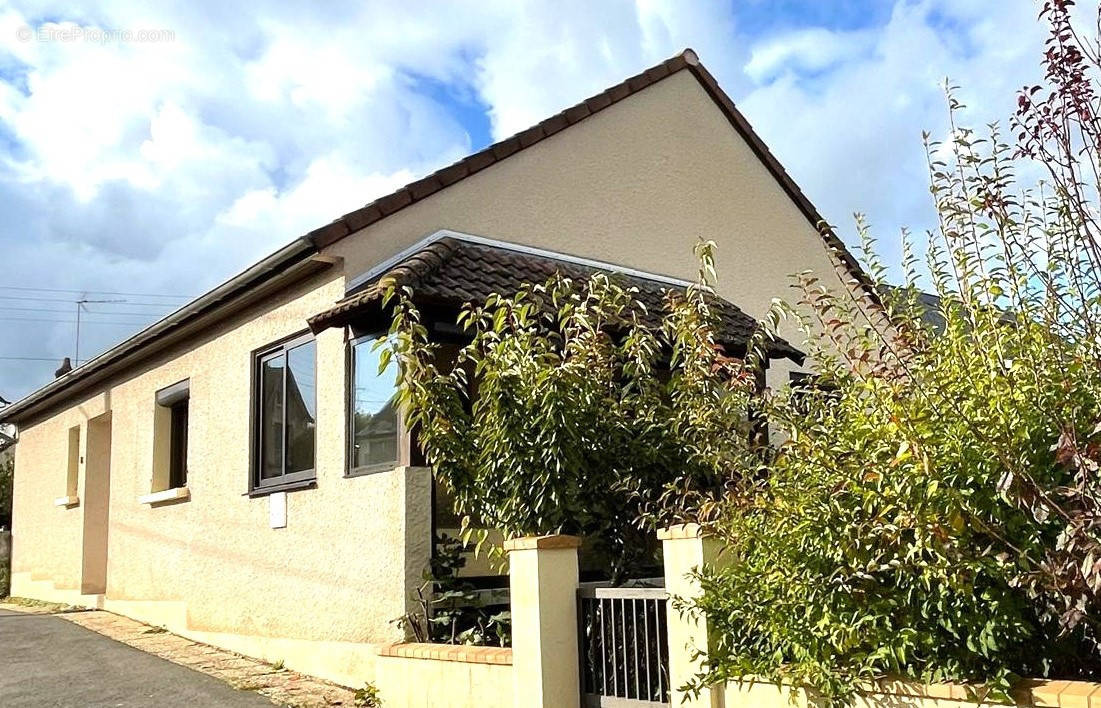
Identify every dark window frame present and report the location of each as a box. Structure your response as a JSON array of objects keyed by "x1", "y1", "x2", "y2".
[
  {"x1": 249, "y1": 331, "x2": 318, "y2": 495},
  {"x1": 345, "y1": 330, "x2": 404, "y2": 477},
  {"x1": 168, "y1": 399, "x2": 189, "y2": 489},
  {"x1": 154, "y1": 378, "x2": 190, "y2": 493}
]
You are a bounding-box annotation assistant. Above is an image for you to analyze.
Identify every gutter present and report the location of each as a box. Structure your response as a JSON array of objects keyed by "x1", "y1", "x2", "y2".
[{"x1": 0, "y1": 236, "x2": 329, "y2": 425}]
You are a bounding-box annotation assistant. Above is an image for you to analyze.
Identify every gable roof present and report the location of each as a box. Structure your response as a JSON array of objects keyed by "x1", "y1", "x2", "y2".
[
  {"x1": 0, "y1": 48, "x2": 863, "y2": 424},
  {"x1": 307, "y1": 233, "x2": 803, "y2": 362},
  {"x1": 304, "y1": 48, "x2": 874, "y2": 303}
]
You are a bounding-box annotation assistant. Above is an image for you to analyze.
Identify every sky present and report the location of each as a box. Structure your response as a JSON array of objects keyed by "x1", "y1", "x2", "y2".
[{"x1": 0, "y1": 0, "x2": 1049, "y2": 402}]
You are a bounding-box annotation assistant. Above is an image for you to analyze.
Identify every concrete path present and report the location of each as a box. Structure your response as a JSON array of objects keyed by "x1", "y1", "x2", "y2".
[
  {"x1": 0, "y1": 608, "x2": 276, "y2": 707},
  {"x1": 0, "y1": 607, "x2": 356, "y2": 707}
]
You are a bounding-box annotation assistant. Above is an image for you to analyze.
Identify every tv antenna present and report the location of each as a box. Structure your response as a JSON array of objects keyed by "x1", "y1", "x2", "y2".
[{"x1": 74, "y1": 297, "x2": 125, "y2": 364}]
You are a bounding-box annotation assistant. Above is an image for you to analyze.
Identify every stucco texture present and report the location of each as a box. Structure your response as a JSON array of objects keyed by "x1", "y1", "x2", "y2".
[
  {"x1": 9, "y1": 66, "x2": 862, "y2": 688},
  {"x1": 325, "y1": 70, "x2": 855, "y2": 365},
  {"x1": 374, "y1": 655, "x2": 512, "y2": 708},
  {"x1": 11, "y1": 272, "x2": 432, "y2": 657}
]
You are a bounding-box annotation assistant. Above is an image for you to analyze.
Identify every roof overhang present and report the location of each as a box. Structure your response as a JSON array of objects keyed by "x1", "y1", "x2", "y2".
[
  {"x1": 309, "y1": 230, "x2": 804, "y2": 363},
  {"x1": 0, "y1": 241, "x2": 339, "y2": 425},
  {"x1": 3, "y1": 48, "x2": 860, "y2": 425}
]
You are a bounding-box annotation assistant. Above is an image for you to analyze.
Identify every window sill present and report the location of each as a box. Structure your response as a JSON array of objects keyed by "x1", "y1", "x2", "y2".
[
  {"x1": 138, "y1": 487, "x2": 190, "y2": 505},
  {"x1": 246, "y1": 478, "x2": 316, "y2": 498},
  {"x1": 345, "y1": 462, "x2": 402, "y2": 478},
  {"x1": 54, "y1": 495, "x2": 79, "y2": 508}
]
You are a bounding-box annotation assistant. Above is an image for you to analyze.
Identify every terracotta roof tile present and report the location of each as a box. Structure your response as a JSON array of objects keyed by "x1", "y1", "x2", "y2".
[
  {"x1": 308, "y1": 221, "x2": 349, "y2": 249},
  {"x1": 516, "y1": 125, "x2": 544, "y2": 148},
  {"x1": 377, "y1": 189, "x2": 413, "y2": 215},
  {"x1": 540, "y1": 112, "x2": 569, "y2": 136},
  {"x1": 585, "y1": 93, "x2": 612, "y2": 112},
  {"x1": 563, "y1": 103, "x2": 591, "y2": 123},
  {"x1": 436, "y1": 162, "x2": 469, "y2": 186},
  {"x1": 343, "y1": 203, "x2": 383, "y2": 233},
  {"x1": 465, "y1": 148, "x2": 496, "y2": 173},
  {"x1": 491, "y1": 136, "x2": 521, "y2": 160},
  {"x1": 645, "y1": 63, "x2": 671, "y2": 82},
  {"x1": 307, "y1": 237, "x2": 801, "y2": 361},
  {"x1": 408, "y1": 176, "x2": 441, "y2": 201},
  {"x1": 606, "y1": 81, "x2": 633, "y2": 103}
]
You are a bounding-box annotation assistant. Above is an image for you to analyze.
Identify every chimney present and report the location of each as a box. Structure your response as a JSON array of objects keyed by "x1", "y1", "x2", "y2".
[{"x1": 55, "y1": 357, "x2": 73, "y2": 378}]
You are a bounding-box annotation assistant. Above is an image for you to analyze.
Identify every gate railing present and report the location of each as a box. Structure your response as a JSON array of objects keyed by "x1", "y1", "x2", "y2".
[{"x1": 578, "y1": 585, "x2": 670, "y2": 707}]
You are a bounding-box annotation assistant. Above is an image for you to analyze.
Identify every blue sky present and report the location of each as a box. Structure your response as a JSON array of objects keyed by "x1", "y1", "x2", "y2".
[{"x1": 0, "y1": 0, "x2": 1047, "y2": 400}]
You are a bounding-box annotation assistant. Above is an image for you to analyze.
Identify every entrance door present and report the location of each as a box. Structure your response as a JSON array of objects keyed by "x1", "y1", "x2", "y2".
[{"x1": 81, "y1": 412, "x2": 112, "y2": 595}]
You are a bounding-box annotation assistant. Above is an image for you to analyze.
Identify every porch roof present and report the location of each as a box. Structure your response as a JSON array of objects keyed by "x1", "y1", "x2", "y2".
[{"x1": 307, "y1": 235, "x2": 802, "y2": 362}]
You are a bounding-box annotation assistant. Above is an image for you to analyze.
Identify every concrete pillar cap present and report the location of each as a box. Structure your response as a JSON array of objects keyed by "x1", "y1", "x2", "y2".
[
  {"x1": 502, "y1": 534, "x2": 582, "y2": 552},
  {"x1": 657, "y1": 523, "x2": 705, "y2": 541}
]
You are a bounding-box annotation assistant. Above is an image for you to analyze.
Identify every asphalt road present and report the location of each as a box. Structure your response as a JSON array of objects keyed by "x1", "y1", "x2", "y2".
[{"x1": 0, "y1": 609, "x2": 275, "y2": 707}]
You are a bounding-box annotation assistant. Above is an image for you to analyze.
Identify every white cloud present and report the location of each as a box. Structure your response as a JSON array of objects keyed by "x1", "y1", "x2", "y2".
[
  {"x1": 745, "y1": 27, "x2": 875, "y2": 84},
  {"x1": 735, "y1": 0, "x2": 1044, "y2": 261},
  {"x1": 0, "y1": 0, "x2": 1048, "y2": 401}
]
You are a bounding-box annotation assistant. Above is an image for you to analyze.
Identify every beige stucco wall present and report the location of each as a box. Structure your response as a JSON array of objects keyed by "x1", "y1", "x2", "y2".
[
  {"x1": 8, "y1": 67, "x2": 864, "y2": 689},
  {"x1": 718, "y1": 680, "x2": 1093, "y2": 708},
  {"x1": 9, "y1": 268, "x2": 433, "y2": 685},
  {"x1": 374, "y1": 655, "x2": 512, "y2": 708},
  {"x1": 325, "y1": 69, "x2": 857, "y2": 384}
]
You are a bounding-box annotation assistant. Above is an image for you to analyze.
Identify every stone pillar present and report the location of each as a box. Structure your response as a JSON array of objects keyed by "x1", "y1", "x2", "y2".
[
  {"x1": 505, "y1": 534, "x2": 581, "y2": 708},
  {"x1": 659, "y1": 523, "x2": 725, "y2": 708}
]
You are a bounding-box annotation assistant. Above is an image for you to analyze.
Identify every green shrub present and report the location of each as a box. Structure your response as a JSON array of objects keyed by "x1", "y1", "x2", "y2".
[
  {"x1": 353, "y1": 682, "x2": 382, "y2": 708},
  {"x1": 692, "y1": 4, "x2": 1101, "y2": 703},
  {"x1": 387, "y1": 243, "x2": 765, "y2": 581}
]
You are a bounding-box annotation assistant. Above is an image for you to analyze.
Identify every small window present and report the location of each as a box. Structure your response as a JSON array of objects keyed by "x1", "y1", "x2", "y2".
[
  {"x1": 168, "y1": 400, "x2": 188, "y2": 489},
  {"x1": 254, "y1": 334, "x2": 317, "y2": 491},
  {"x1": 65, "y1": 425, "x2": 80, "y2": 497},
  {"x1": 347, "y1": 334, "x2": 400, "y2": 475},
  {"x1": 152, "y1": 379, "x2": 190, "y2": 494}
]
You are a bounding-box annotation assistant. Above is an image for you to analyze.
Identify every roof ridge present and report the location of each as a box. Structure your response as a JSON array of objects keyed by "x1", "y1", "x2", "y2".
[
  {"x1": 303, "y1": 48, "x2": 875, "y2": 305},
  {"x1": 377, "y1": 236, "x2": 463, "y2": 291},
  {"x1": 305, "y1": 49, "x2": 699, "y2": 249},
  {"x1": 0, "y1": 48, "x2": 851, "y2": 423}
]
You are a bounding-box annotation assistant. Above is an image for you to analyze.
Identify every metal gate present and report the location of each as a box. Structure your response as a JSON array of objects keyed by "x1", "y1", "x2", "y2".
[{"x1": 578, "y1": 585, "x2": 669, "y2": 707}]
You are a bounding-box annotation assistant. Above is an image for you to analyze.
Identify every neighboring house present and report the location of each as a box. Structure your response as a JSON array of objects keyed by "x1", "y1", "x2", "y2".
[{"x1": 0, "y1": 50, "x2": 877, "y2": 687}]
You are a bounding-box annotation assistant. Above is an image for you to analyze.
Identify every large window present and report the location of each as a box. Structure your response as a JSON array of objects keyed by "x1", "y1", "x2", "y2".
[
  {"x1": 254, "y1": 334, "x2": 317, "y2": 491},
  {"x1": 348, "y1": 333, "x2": 400, "y2": 474}
]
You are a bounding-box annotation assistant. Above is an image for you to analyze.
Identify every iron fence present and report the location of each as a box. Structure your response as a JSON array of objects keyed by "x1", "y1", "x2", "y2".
[{"x1": 578, "y1": 585, "x2": 669, "y2": 707}]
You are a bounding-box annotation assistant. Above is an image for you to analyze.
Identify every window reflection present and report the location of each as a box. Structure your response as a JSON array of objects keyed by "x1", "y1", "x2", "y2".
[{"x1": 350, "y1": 336, "x2": 399, "y2": 469}]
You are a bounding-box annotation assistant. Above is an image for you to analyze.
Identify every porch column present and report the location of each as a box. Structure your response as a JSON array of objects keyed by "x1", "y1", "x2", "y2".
[
  {"x1": 505, "y1": 534, "x2": 581, "y2": 708},
  {"x1": 659, "y1": 523, "x2": 725, "y2": 708}
]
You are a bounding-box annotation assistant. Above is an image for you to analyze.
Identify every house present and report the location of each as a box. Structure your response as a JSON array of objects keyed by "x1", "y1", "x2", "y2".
[{"x1": 0, "y1": 49, "x2": 876, "y2": 688}]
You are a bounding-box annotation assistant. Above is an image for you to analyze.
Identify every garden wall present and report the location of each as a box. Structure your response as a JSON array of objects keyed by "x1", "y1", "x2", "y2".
[
  {"x1": 719, "y1": 678, "x2": 1101, "y2": 707},
  {"x1": 373, "y1": 643, "x2": 512, "y2": 708}
]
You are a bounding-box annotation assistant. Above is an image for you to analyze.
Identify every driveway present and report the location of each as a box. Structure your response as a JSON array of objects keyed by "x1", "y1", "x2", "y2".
[{"x1": 0, "y1": 609, "x2": 276, "y2": 707}]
